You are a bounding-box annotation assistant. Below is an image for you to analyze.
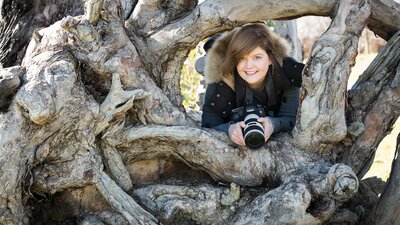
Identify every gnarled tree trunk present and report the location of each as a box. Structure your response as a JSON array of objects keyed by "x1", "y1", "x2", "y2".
[{"x1": 0, "y1": 0, "x2": 399, "y2": 224}]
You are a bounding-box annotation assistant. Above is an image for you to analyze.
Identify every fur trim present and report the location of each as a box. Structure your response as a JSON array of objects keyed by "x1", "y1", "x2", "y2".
[
  {"x1": 204, "y1": 25, "x2": 290, "y2": 84},
  {"x1": 204, "y1": 31, "x2": 235, "y2": 84}
]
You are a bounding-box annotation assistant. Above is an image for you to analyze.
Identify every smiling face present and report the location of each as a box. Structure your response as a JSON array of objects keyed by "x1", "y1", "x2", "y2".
[{"x1": 236, "y1": 46, "x2": 272, "y2": 89}]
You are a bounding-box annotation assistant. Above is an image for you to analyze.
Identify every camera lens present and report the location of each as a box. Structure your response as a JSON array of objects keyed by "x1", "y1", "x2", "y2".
[{"x1": 243, "y1": 114, "x2": 265, "y2": 150}]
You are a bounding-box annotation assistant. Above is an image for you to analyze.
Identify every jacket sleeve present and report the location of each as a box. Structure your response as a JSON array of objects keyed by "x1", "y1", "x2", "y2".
[
  {"x1": 201, "y1": 83, "x2": 233, "y2": 135},
  {"x1": 268, "y1": 85, "x2": 300, "y2": 134}
]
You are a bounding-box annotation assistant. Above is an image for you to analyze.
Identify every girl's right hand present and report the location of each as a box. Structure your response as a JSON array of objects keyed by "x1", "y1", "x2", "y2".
[{"x1": 228, "y1": 121, "x2": 246, "y2": 146}]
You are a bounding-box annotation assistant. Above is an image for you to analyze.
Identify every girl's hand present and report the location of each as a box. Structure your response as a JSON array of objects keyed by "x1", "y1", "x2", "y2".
[
  {"x1": 228, "y1": 121, "x2": 246, "y2": 146},
  {"x1": 257, "y1": 117, "x2": 274, "y2": 142}
]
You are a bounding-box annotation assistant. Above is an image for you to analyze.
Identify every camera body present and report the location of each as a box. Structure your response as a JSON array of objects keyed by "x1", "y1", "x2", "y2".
[{"x1": 231, "y1": 101, "x2": 266, "y2": 150}]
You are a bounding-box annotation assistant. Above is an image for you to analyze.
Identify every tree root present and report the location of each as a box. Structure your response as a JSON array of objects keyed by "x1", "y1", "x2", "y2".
[
  {"x1": 134, "y1": 183, "x2": 244, "y2": 224},
  {"x1": 93, "y1": 171, "x2": 158, "y2": 225},
  {"x1": 231, "y1": 163, "x2": 357, "y2": 225},
  {"x1": 105, "y1": 125, "x2": 323, "y2": 186},
  {"x1": 100, "y1": 142, "x2": 133, "y2": 191},
  {"x1": 95, "y1": 73, "x2": 150, "y2": 135},
  {"x1": 132, "y1": 163, "x2": 358, "y2": 225},
  {"x1": 0, "y1": 66, "x2": 23, "y2": 111}
]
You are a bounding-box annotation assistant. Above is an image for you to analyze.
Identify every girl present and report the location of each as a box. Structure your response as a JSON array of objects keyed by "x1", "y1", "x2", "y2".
[{"x1": 201, "y1": 23, "x2": 303, "y2": 148}]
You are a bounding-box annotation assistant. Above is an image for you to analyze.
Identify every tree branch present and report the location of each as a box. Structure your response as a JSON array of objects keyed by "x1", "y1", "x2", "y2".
[
  {"x1": 84, "y1": 0, "x2": 104, "y2": 24},
  {"x1": 100, "y1": 142, "x2": 133, "y2": 191},
  {"x1": 367, "y1": 133, "x2": 400, "y2": 225},
  {"x1": 368, "y1": 0, "x2": 400, "y2": 41},
  {"x1": 93, "y1": 171, "x2": 159, "y2": 225},
  {"x1": 293, "y1": 0, "x2": 370, "y2": 152},
  {"x1": 105, "y1": 125, "x2": 313, "y2": 186},
  {"x1": 140, "y1": 0, "x2": 398, "y2": 57},
  {"x1": 95, "y1": 73, "x2": 150, "y2": 135},
  {"x1": 128, "y1": 0, "x2": 197, "y2": 37},
  {"x1": 339, "y1": 30, "x2": 400, "y2": 175}
]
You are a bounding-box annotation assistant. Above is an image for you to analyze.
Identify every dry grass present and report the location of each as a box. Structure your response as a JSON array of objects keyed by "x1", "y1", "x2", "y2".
[
  {"x1": 349, "y1": 53, "x2": 399, "y2": 181},
  {"x1": 348, "y1": 53, "x2": 377, "y2": 88}
]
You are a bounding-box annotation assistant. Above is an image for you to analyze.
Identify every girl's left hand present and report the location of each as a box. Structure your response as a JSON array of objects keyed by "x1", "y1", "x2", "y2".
[{"x1": 257, "y1": 117, "x2": 274, "y2": 142}]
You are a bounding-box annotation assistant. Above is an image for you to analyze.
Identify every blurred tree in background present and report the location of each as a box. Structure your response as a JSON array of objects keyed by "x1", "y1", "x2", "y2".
[{"x1": 180, "y1": 46, "x2": 204, "y2": 110}]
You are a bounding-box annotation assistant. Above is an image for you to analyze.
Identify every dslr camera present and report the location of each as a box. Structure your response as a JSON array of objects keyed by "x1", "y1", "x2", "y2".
[{"x1": 231, "y1": 101, "x2": 266, "y2": 150}]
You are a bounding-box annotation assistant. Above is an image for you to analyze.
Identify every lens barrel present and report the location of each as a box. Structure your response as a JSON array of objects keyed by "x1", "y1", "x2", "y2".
[{"x1": 243, "y1": 114, "x2": 265, "y2": 149}]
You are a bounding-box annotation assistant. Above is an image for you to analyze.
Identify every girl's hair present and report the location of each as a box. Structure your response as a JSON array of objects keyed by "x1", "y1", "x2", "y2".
[{"x1": 221, "y1": 23, "x2": 289, "y2": 78}]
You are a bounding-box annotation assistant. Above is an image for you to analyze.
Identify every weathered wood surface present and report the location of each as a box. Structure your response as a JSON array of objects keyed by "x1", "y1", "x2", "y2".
[
  {"x1": 340, "y1": 30, "x2": 400, "y2": 176},
  {"x1": 0, "y1": 0, "x2": 399, "y2": 224},
  {"x1": 0, "y1": 66, "x2": 22, "y2": 110},
  {"x1": 292, "y1": 0, "x2": 370, "y2": 152},
  {"x1": 0, "y1": 0, "x2": 85, "y2": 67},
  {"x1": 367, "y1": 133, "x2": 400, "y2": 225}
]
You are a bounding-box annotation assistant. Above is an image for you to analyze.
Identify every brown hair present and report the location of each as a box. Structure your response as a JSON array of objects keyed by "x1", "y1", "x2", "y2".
[{"x1": 220, "y1": 23, "x2": 289, "y2": 78}]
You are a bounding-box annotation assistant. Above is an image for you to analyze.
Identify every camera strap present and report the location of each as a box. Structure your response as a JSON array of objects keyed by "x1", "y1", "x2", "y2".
[
  {"x1": 245, "y1": 83, "x2": 271, "y2": 117},
  {"x1": 244, "y1": 84, "x2": 255, "y2": 105}
]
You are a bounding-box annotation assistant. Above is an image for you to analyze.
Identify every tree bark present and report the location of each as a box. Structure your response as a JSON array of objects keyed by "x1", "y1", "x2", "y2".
[
  {"x1": 0, "y1": 66, "x2": 22, "y2": 110},
  {"x1": 0, "y1": 0, "x2": 85, "y2": 67},
  {"x1": 369, "y1": 131, "x2": 400, "y2": 225},
  {"x1": 293, "y1": 0, "x2": 370, "y2": 152},
  {"x1": 367, "y1": 133, "x2": 400, "y2": 225},
  {"x1": 339, "y1": 30, "x2": 400, "y2": 176},
  {"x1": 367, "y1": 0, "x2": 400, "y2": 41},
  {"x1": 0, "y1": 0, "x2": 399, "y2": 224}
]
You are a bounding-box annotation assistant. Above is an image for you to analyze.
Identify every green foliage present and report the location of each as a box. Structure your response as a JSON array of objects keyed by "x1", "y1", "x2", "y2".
[
  {"x1": 180, "y1": 44, "x2": 205, "y2": 111},
  {"x1": 265, "y1": 20, "x2": 275, "y2": 28}
]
